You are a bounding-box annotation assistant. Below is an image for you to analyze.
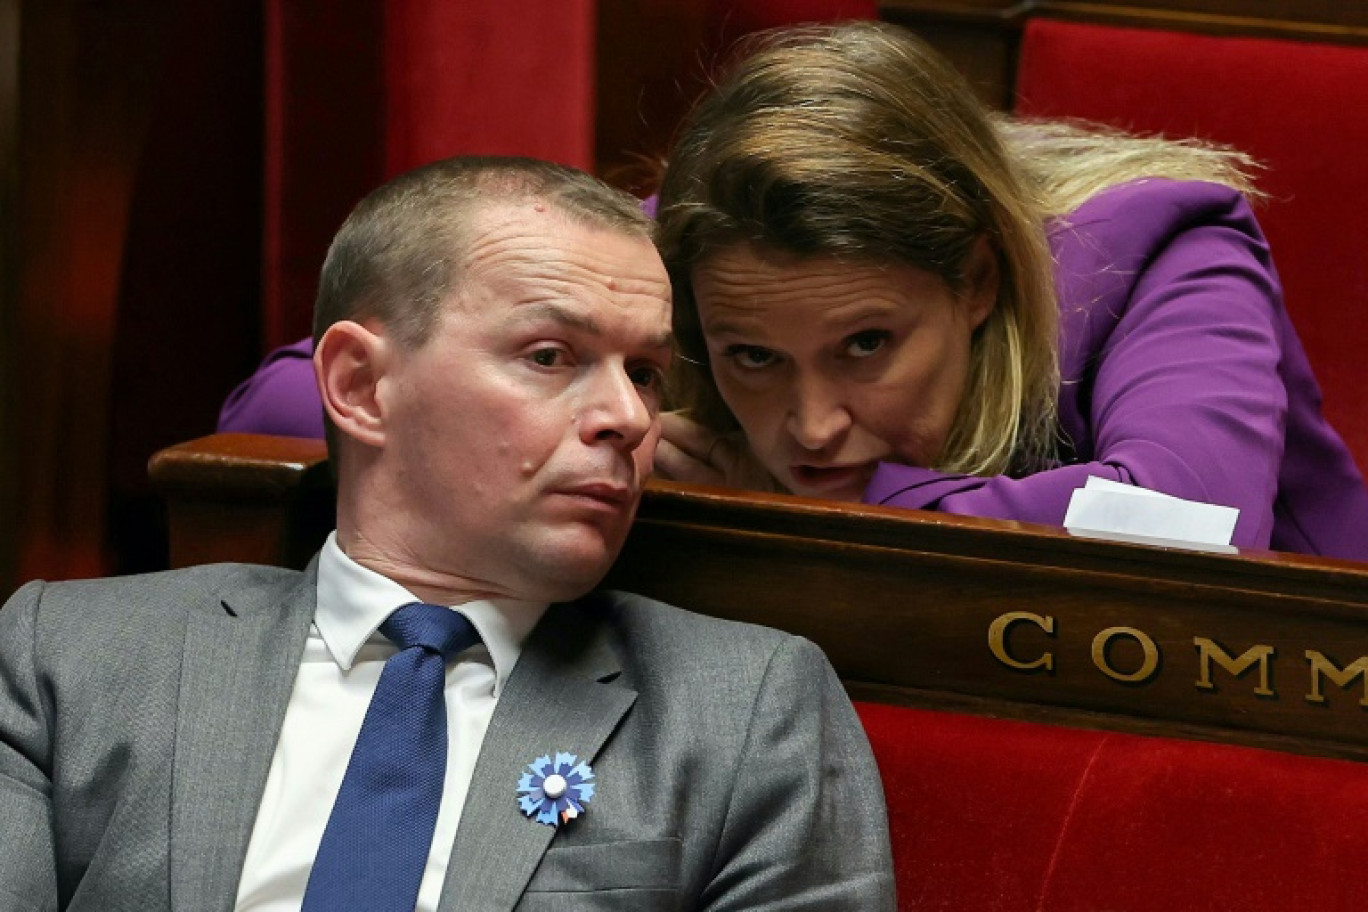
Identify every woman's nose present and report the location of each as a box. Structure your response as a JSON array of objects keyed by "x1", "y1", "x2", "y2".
[{"x1": 785, "y1": 376, "x2": 852, "y2": 451}]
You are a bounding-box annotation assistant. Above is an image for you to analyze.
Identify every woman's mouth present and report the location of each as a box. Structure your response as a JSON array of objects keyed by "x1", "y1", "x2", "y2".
[{"x1": 788, "y1": 462, "x2": 874, "y2": 498}]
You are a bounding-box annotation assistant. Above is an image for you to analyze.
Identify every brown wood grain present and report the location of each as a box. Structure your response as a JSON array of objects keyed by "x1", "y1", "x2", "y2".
[
  {"x1": 148, "y1": 434, "x2": 333, "y2": 572},
  {"x1": 152, "y1": 433, "x2": 1368, "y2": 762},
  {"x1": 879, "y1": 0, "x2": 1368, "y2": 108}
]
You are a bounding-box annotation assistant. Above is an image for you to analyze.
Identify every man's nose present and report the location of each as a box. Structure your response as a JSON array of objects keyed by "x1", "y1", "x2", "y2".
[
  {"x1": 786, "y1": 373, "x2": 852, "y2": 452},
  {"x1": 580, "y1": 364, "x2": 652, "y2": 450}
]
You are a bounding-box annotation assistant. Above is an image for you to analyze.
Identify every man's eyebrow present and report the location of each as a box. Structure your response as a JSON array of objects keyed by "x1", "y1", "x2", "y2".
[
  {"x1": 514, "y1": 302, "x2": 602, "y2": 335},
  {"x1": 514, "y1": 303, "x2": 674, "y2": 350}
]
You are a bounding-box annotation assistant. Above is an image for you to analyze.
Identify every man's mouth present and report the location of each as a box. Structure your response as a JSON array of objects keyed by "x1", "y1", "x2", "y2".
[{"x1": 552, "y1": 481, "x2": 634, "y2": 508}]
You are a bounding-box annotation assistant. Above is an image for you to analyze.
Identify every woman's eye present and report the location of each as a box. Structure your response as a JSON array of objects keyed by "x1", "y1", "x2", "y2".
[
  {"x1": 844, "y1": 330, "x2": 890, "y2": 359},
  {"x1": 724, "y1": 344, "x2": 778, "y2": 370}
]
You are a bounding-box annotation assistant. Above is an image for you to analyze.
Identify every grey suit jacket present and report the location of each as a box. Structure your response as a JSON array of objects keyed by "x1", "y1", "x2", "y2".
[{"x1": 0, "y1": 562, "x2": 894, "y2": 911}]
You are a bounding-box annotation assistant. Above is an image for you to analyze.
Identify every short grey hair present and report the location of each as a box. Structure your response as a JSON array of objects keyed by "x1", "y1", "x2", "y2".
[{"x1": 314, "y1": 155, "x2": 654, "y2": 350}]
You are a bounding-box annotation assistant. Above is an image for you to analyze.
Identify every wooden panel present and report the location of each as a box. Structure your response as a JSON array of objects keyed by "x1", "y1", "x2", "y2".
[
  {"x1": 879, "y1": 0, "x2": 1368, "y2": 107},
  {"x1": 0, "y1": 0, "x2": 16, "y2": 595},
  {"x1": 1031, "y1": 1, "x2": 1368, "y2": 39},
  {"x1": 149, "y1": 434, "x2": 333, "y2": 572},
  {"x1": 880, "y1": 0, "x2": 1368, "y2": 35},
  {"x1": 593, "y1": 0, "x2": 710, "y2": 193},
  {"x1": 877, "y1": 1, "x2": 1026, "y2": 107},
  {"x1": 604, "y1": 486, "x2": 1368, "y2": 761},
  {"x1": 151, "y1": 433, "x2": 1368, "y2": 762}
]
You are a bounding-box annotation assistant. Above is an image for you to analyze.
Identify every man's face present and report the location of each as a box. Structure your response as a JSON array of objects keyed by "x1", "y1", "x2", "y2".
[{"x1": 375, "y1": 202, "x2": 672, "y2": 602}]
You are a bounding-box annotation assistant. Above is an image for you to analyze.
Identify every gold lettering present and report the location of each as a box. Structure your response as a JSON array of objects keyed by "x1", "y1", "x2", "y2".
[
  {"x1": 1304, "y1": 650, "x2": 1368, "y2": 707},
  {"x1": 988, "y1": 612, "x2": 1055, "y2": 672},
  {"x1": 1092, "y1": 627, "x2": 1160, "y2": 684},
  {"x1": 1194, "y1": 638, "x2": 1275, "y2": 696}
]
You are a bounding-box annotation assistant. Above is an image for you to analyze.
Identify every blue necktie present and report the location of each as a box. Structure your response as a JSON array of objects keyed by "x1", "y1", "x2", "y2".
[{"x1": 302, "y1": 602, "x2": 481, "y2": 912}]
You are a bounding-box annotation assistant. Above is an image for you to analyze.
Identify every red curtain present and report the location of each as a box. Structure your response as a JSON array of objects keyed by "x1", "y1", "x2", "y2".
[
  {"x1": 261, "y1": 0, "x2": 873, "y2": 351},
  {"x1": 15, "y1": 1, "x2": 262, "y2": 584},
  {"x1": 262, "y1": 0, "x2": 598, "y2": 351}
]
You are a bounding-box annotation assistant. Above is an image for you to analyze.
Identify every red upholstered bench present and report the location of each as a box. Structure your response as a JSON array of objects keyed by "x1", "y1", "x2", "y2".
[
  {"x1": 857, "y1": 701, "x2": 1368, "y2": 910},
  {"x1": 1014, "y1": 18, "x2": 1368, "y2": 474}
]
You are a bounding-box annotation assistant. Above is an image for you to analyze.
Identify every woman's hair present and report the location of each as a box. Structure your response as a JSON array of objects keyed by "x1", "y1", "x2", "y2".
[
  {"x1": 656, "y1": 21, "x2": 1259, "y2": 477},
  {"x1": 1000, "y1": 117, "x2": 1261, "y2": 218}
]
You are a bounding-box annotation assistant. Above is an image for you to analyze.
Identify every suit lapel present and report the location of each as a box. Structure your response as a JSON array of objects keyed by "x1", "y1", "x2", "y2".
[
  {"x1": 169, "y1": 564, "x2": 317, "y2": 912},
  {"x1": 437, "y1": 598, "x2": 636, "y2": 911}
]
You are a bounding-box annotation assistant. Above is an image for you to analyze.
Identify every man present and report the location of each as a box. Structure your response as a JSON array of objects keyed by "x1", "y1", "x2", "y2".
[{"x1": 0, "y1": 157, "x2": 894, "y2": 910}]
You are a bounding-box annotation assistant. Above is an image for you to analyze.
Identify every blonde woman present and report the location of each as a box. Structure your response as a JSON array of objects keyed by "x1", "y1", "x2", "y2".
[
  {"x1": 652, "y1": 21, "x2": 1368, "y2": 559},
  {"x1": 219, "y1": 22, "x2": 1368, "y2": 558}
]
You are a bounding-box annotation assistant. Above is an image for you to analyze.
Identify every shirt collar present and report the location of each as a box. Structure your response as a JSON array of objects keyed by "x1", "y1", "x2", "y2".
[{"x1": 315, "y1": 532, "x2": 548, "y2": 696}]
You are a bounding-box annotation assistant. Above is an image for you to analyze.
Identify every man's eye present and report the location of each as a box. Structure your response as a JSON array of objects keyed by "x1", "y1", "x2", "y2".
[
  {"x1": 529, "y1": 347, "x2": 566, "y2": 368},
  {"x1": 628, "y1": 366, "x2": 664, "y2": 390},
  {"x1": 724, "y1": 344, "x2": 778, "y2": 370},
  {"x1": 844, "y1": 330, "x2": 889, "y2": 359}
]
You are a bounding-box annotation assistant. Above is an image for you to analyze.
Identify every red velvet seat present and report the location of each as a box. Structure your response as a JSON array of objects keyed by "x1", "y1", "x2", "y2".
[
  {"x1": 857, "y1": 701, "x2": 1368, "y2": 910},
  {"x1": 1014, "y1": 19, "x2": 1368, "y2": 474}
]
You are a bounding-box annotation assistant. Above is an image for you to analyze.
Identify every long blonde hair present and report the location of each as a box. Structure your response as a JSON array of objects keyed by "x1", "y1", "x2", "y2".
[
  {"x1": 1001, "y1": 117, "x2": 1262, "y2": 218},
  {"x1": 657, "y1": 21, "x2": 1259, "y2": 478}
]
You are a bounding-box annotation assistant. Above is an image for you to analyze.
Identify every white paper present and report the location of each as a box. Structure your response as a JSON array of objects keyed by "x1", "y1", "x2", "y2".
[{"x1": 1063, "y1": 476, "x2": 1240, "y2": 549}]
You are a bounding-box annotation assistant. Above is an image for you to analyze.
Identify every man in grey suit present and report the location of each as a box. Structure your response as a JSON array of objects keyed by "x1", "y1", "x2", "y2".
[{"x1": 0, "y1": 157, "x2": 895, "y2": 911}]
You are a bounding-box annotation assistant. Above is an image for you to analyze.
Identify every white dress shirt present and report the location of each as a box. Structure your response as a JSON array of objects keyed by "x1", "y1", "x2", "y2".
[{"x1": 235, "y1": 533, "x2": 547, "y2": 911}]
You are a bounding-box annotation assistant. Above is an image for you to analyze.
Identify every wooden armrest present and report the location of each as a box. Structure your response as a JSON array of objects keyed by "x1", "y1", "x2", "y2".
[{"x1": 149, "y1": 433, "x2": 333, "y2": 569}]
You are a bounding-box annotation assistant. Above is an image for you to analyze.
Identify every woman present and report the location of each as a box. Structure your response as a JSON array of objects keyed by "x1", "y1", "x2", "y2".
[
  {"x1": 650, "y1": 21, "x2": 1368, "y2": 558},
  {"x1": 220, "y1": 21, "x2": 1368, "y2": 558}
]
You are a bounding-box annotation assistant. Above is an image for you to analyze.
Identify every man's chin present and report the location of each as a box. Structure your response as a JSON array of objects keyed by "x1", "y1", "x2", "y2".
[{"x1": 524, "y1": 536, "x2": 626, "y2": 600}]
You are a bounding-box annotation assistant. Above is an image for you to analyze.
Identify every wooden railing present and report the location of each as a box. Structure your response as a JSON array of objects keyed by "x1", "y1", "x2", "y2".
[
  {"x1": 878, "y1": 0, "x2": 1368, "y2": 107},
  {"x1": 151, "y1": 433, "x2": 1368, "y2": 763}
]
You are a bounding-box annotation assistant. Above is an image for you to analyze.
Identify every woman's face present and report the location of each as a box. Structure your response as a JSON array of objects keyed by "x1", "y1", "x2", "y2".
[{"x1": 692, "y1": 243, "x2": 996, "y2": 500}]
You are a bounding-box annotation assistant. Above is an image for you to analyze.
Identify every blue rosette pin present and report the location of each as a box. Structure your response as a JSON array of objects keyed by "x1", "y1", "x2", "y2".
[{"x1": 517, "y1": 751, "x2": 595, "y2": 826}]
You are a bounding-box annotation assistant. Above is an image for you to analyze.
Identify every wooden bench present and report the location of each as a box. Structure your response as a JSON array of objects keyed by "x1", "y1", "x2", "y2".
[{"x1": 152, "y1": 432, "x2": 1368, "y2": 909}]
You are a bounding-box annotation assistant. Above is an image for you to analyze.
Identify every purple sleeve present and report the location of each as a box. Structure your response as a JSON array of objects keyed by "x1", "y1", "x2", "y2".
[
  {"x1": 216, "y1": 338, "x2": 325, "y2": 438},
  {"x1": 864, "y1": 180, "x2": 1288, "y2": 549}
]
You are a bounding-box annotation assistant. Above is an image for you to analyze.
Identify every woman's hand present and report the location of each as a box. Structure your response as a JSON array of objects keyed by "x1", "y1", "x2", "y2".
[{"x1": 655, "y1": 412, "x2": 776, "y2": 492}]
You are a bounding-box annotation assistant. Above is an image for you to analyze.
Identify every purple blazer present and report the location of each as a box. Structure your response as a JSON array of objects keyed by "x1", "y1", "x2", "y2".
[
  {"x1": 219, "y1": 338, "x2": 323, "y2": 439},
  {"x1": 865, "y1": 179, "x2": 1368, "y2": 559},
  {"x1": 219, "y1": 179, "x2": 1368, "y2": 559}
]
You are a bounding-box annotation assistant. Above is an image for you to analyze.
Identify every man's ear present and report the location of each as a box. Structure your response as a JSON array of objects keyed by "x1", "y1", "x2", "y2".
[
  {"x1": 314, "y1": 320, "x2": 392, "y2": 448},
  {"x1": 962, "y1": 234, "x2": 1000, "y2": 331}
]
